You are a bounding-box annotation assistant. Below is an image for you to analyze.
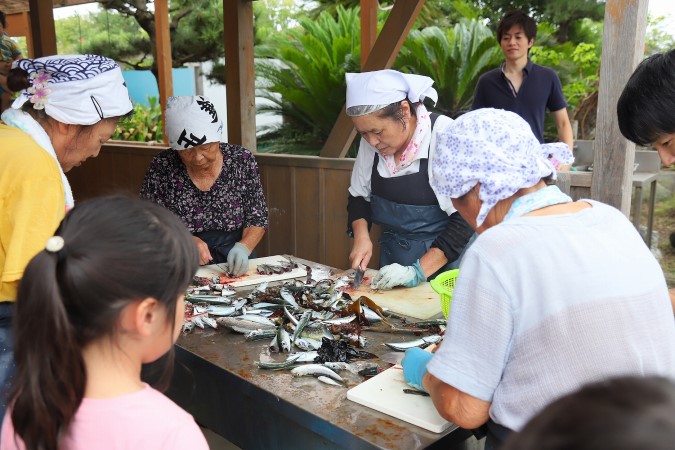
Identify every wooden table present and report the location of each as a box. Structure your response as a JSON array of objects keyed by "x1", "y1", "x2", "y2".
[{"x1": 166, "y1": 258, "x2": 474, "y2": 450}]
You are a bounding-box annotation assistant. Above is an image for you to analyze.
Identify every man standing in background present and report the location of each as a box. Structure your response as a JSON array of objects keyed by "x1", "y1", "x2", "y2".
[{"x1": 472, "y1": 10, "x2": 573, "y2": 154}]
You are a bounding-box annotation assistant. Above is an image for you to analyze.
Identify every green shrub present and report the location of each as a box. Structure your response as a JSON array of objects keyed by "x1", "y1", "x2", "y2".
[{"x1": 113, "y1": 97, "x2": 163, "y2": 142}]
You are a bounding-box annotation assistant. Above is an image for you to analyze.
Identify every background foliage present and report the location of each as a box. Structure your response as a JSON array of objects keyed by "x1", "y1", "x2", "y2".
[{"x1": 49, "y1": 0, "x2": 674, "y2": 149}]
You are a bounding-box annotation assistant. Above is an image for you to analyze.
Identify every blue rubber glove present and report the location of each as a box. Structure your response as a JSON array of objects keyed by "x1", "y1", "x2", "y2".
[
  {"x1": 227, "y1": 242, "x2": 251, "y2": 277},
  {"x1": 401, "y1": 347, "x2": 433, "y2": 392},
  {"x1": 371, "y1": 259, "x2": 426, "y2": 290}
]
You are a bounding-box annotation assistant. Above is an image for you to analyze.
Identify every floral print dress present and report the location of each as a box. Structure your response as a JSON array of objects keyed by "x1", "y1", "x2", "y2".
[{"x1": 140, "y1": 143, "x2": 269, "y2": 234}]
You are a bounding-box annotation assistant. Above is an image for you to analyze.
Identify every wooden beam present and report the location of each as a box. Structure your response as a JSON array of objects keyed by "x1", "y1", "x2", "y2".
[
  {"x1": 360, "y1": 0, "x2": 378, "y2": 68},
  {"x1": 27, "y1": 0, "x2": 56, "y2": 56},
  {"x1": 223, "y1": 0, "x2": 256, "y2": 151},
  {"x1": 6, "y1": 12, "x2": 31, "y2": 56},
  {"x1": 321, "y1": 0, "x2": 426, "y2": 158},
  {"x1": 591, "y1": 0, "x2": 649, "y2": 215},
  {"x1": 154, "y1": 0, "x2": 173, "y2": 144}
]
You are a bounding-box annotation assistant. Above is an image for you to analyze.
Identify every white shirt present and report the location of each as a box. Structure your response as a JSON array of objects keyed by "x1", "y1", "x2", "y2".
[{"x1": 427, "y1": 201, "x2": 675, "y2": 431}]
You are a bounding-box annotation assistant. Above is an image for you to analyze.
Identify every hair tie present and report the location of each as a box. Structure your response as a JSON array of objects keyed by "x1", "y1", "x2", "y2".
[{"x1": 45, "y1": 236, "x2": 65, "y2": 253}]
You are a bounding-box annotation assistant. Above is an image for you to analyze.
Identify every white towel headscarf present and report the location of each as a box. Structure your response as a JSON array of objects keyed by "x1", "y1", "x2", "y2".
[
  {"x1": 165, "y1": 96, "x2": 223, "y2": 151},
  {"x1": 11, "y1": 54, "x2": 132, "y2": 125},
  {"x1": 345, "y1": 69, "x2": 438, "y2": 116},
  {"x1": 430, "y1": 108, "x2": 574, "y2": 226}
]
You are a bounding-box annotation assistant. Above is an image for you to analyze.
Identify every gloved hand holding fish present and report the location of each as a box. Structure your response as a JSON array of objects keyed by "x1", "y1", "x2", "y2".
[
  {"x1": 371, "y1": 260, "x2": 426, "y2": 290},
  {"x1": 227, "y1": 242, "x2": 251, "y2": 277},
  {"x1": 401, "y1": 347, "x2": 433, "y2": 392}
]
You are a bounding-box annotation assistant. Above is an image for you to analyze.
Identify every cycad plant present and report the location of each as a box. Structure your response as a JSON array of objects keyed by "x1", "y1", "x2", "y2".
[
  {"x1": 255, "y1": 6, "x2": 361, "y2": 154},
  {"x1": 395, "y1": 19, "x2": 502, "y2": 118}
]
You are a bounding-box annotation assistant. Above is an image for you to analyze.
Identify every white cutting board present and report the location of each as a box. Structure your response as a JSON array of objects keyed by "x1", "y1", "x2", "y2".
[
  {"x1": 342, "y1": 269, "x2": 443, "y2": 320},
  {"x1": 195, "y1": 255, "x2": 306, "y2": 287},
  {"x1": 347, "y1": 365, "x2": 454, "y2": 433}
]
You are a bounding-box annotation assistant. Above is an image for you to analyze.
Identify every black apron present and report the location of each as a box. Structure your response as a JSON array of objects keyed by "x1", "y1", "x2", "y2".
[
  {"x1": 194, "y1": 229, "x2": 251, "y2": 264},
  {"x1": 371, "y1": 153, "x2": 450, "y2": 270}
]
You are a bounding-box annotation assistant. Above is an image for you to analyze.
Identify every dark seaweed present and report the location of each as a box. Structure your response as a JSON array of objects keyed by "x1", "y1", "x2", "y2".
[{"x1": 314, "y1": 337, "x2": 378, "y2": 363}]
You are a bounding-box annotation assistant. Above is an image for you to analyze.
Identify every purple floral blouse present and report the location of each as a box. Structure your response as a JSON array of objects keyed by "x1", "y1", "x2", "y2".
[{"x1": 140, "y1": 143, "x2": 269, "y2": 233}]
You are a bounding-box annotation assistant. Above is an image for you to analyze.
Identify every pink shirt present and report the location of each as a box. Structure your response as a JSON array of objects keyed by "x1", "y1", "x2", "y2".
[{"x1": 1, "y1": 384, "x2": 208, "y2": 450}]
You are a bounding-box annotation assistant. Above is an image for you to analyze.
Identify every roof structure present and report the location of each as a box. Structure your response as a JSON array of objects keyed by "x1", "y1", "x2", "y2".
[{"x1": 0, "y1": 0, "x2": 93, "y2": 15}]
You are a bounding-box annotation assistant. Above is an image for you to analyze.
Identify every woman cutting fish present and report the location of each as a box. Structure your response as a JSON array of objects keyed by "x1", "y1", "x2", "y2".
[
  {"x1": 140, "y1": 96, "x2": 269, "y2": 276},
  {"x1": 345, "y1": 70, "x2": 474, "y2": 290}
]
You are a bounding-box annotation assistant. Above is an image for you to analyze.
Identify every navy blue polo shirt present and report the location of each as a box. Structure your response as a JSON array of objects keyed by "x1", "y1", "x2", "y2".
[{"x1": 471, "y1": 60, "x2": 567, "y2": 143}]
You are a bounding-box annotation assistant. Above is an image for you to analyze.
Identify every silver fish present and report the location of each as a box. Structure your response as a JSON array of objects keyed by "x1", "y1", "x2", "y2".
[
  {"x1": 206, "y1": 305, "x2": 236, "y2": 316},
  {"x1": 322, "y1": 315, "x2": 357, "y2": 325},
  {"x1": 254, "y1": 281, "x2": 269, "y2": 293},
  {"x1": 291, "y1": 364, "x2": 343, "y2": 382},
  {"x1": 220, "y1": 287, "x2": 237, "y2": 296},
  {"x1": 201, "y1": 316, "x2": 218, "y2": 329},
  {"x1": 361, "y1": 305, "x2": 382, "y2": 323},
  {"x1": 216, "y1": 317, "x2": 275, "y2": 332},
  {"x1": 280, "y1": 288, "x2": 300, "y2": 309},
  {"x1": 182, "y1": 321, "x2": 195, "y2": 334},
  {"x1": 192, "y1": 315, "x2": 205, "y2": 329},
  {"x1": 292, "y1": 351, "x2": 319, "y2": 363},
  {"x1": 294, "y1": 337, "x2": 322, "y2": 352},
  {"x1": 317, "y1": 375, "x2": 344, "y2": 387},
  {"x1": 256, "y1": 354, "x2": 301, "y2": 370},
  {"x1": 284, "y1": 306, "x2": 299, "y2": 326},
  {"x1": 269, "y1": 335, "x2": 280, "y2": 353},
  {"x1": 277, "y1": 326, "x2": 292, "y2": 353},
  {"x1": 245, "y1": 328, "x2": 277, "y2": 341},
  {"x1": 322, "y1": 362, "x2": 355, "y2": 373},
  {"x1": 383, "y1": 334, "x2": 443, "y2": 351},
  {"x1": 291, "y1": 311, "x2": 312, "y2": 344},
  {"x1": 236, "y1": 314, "x2": 276, "y2": 326},
  {"x1": 187, "y1": 294, "x2": 232, "y2": 304}
]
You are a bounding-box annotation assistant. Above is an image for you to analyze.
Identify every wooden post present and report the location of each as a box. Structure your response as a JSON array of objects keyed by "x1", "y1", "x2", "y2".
[
  {"x1": 591, "y1": 0, "x2": 649, "y2": 215},
  {"x1": 5, "y1": 12, "x2": 31, "y2": 57},
  {"x1": 27, "y1": 0, "x2": 56, "y2": 57},
  {"x1": 223, "y1": 0, "x2": 256, "y2": 151},
  {"x1": 320, "y1": 0, "x2": 426, "y2": 158},
  {"x1": 360, "y1": 0, "x2": 378, "y2": 68},
  {"x1": 155, "y1": 0, "x2": 173, "y2": 144}
]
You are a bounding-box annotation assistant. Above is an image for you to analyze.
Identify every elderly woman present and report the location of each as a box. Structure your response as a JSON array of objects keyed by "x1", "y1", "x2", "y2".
[
  {"x1": 346, "y1": 70, "x2": 473, "y2": 290},
  {"x1": 0, "y1": 54, "x2": 133, "y2": 420},
  {"x1": 401, "y1": 109, "x2": 675, "y2": 449},
  {"x1": 140, "y1": 96, "x2": 268, "y2": 276}
]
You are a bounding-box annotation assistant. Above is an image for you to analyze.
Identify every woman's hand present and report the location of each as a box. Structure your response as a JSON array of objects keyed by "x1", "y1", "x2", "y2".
[
  {"x1": 350, "y1": 234, "x2": 373, "y2": 270},
  {"x1": 193, "y1": 236, "x2": 213, "y2": 265},
  {"x1": 227, "y1": 242, "x2": 251, "y2": 277}
]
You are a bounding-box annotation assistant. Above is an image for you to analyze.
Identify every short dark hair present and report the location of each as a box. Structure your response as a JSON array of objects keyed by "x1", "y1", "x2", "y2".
[
  {"x1": 617, "y1": 49, "x2": 675, "y2": 146},
  {"x1": 497, "y1": 10, "x2": 537, "y2": 43},
  {"x1": 502, "y1": 376, "x2": 675, "y2": 450},
  {"x1": 0, "y1": 10, "x2": 6, "y2": 29}
]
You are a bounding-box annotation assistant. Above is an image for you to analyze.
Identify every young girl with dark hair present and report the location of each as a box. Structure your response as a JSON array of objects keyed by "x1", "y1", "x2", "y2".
[{"x1": 0, "y1": 196, "x2": 207, "y2": 450}]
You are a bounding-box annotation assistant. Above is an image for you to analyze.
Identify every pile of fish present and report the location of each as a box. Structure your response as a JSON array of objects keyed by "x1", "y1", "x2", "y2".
[{"x1": 183, "y1": 274, "x2": 445, "y2": 386}]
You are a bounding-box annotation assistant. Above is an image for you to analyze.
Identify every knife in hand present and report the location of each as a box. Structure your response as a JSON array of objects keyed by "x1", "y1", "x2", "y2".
[{"x1": 353, "y1": 266, "x2": 365, "y2": 290}]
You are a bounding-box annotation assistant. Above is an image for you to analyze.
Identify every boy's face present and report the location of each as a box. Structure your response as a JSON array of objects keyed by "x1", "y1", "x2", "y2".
[
  {"x1": 500, "y1": 25, "x2": 534, "y2": 61},
  {"x1": 0, "y1": 60, "x2": 10, "y2": 74},
  {"x1": 652, "y1": 133, "x2": 675, "y2": 166}
]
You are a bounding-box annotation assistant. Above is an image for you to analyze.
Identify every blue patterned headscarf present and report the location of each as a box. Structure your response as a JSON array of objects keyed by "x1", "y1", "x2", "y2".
[
  {"x1": 430, "y1": 108, "x2": 574, "y2": 226},
  {"x1": 11, "y1": 54, "x2": 132, "y2": 125}
]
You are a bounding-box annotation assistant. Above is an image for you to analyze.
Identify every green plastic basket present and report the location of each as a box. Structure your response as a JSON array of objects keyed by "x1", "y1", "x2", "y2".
[{"x1": 430, "y1": 269, "x2": 459, "y2": 319}]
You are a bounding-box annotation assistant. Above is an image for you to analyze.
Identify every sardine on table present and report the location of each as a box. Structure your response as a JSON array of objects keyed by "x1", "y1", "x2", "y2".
[
  {"x1": 291, "y1": 364, "x2": 343, "y2": 382},
  {"x1": 383, "y1": 334, "x2": 443, "y2": 351}
]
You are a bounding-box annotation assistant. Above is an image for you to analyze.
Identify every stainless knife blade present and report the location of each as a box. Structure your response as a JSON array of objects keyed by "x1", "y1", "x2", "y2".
[{"x1": 353, "y1": 267, "x2": 365, "y2": 289}]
